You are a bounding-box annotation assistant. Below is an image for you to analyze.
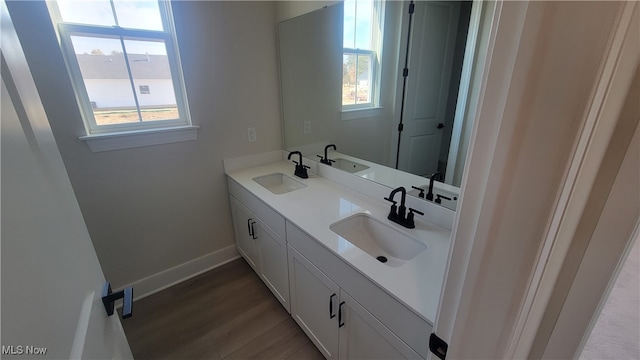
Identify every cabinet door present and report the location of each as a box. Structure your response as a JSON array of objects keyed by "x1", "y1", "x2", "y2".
[
  {"x1": 230, "y1": 196, "x2": 261, "y2": 271},
  {"x1": 339, "y1": 291, "x2": 421, "y2": 360},
  {"x1": 254, "y1": 218, "x2": 290, "y2": 313},
  {"x1": 288, "y1": 245, "x2": 339, "y2": 359}
]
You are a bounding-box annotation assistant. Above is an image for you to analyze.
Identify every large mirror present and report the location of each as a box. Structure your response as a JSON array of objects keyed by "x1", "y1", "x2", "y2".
[{"x1": 278, "y1": 1, "x2": 492, "y2": 210}]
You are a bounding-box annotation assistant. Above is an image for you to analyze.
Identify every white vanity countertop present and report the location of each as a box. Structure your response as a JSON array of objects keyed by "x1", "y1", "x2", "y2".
[{"x1": 226, "y1": 160, "x2": 451, "y2": 324}]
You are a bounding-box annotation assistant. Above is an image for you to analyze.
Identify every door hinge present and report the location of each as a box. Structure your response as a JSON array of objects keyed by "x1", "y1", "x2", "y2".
[
  {"x1": 398, "y1": 123, "x2": 404, "y2": 132},
  {"x1": 403, "y1": 68, "x2": 409, "y2": 77},
  {"x1": 429, "y1": 333, "x2": 448, "y2": 360},
  {"x1": 409, "y1": 2, "x2": 415, "y2": 14}
]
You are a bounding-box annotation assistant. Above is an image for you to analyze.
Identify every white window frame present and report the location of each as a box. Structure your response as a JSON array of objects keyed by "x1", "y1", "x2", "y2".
[
  {"x1": 47, "y1": 0, "x2": 197, "y2": 151},
  {"x1": 341, "y1": 0, "x2": 384, "y2": 115}
]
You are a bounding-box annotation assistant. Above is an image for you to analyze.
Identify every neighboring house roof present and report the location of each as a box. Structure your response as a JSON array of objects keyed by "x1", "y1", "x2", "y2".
[{"x1": 77, "y1": 53, "x2": 171, "y2": 79}]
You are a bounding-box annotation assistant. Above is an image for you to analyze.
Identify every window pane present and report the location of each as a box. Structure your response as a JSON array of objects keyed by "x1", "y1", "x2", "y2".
[
  {"x1": 354, "y1": 1, "x2": 373, "y2": 50},
  {"x1": 342, "y1": 52, "x2": 373, "y2": 106},
  {"x1": 343, "y1": 0, "x2": 356, "y2": 48},
  {"x1": 57, "y1": 0, "x2": 115, "y2": 26},
  {"x1": 71, "y1": 35, "x2": 141, "y2": 125},
  {"x1": 342, "y1": 53, "x2": 356, "y2": 105},
  {"x1": 113, "y1": 0, "x2": 164, "y2": 31},
  {"x1": 123, "y1": 39, "x2": 178, "y2": 122},
  {"x1": 356, "y1": 54, "x2": 372, "y2": 103}
]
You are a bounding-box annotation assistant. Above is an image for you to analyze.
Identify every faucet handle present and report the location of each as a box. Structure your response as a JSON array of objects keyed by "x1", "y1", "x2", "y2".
[
  {"x1": 411, "y1": 186, "x2": 426, "y2": 199},
  {"x1": 384, "y1": 197, "x2": 398, "y2": 220},
  {"x1": 317, "y1": 155, "x2": 335, "y2": 165},
  {"x1": 409, "y1": 208, "x2": 424, "y2": 216},
  {"x1": 294, "y1": 164, "x2": 309, "y2": 179},
  {"x1": 406, "y1": 208, "x2": 424, "y2": 229},
  {"x1": 435, "y1": 194, "x2": 452, "y2": 204}
]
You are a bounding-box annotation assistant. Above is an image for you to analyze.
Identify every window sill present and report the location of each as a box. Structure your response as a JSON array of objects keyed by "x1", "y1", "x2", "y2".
[
  {"x1": 79, "y1": 125, "x2": 199, "y2": 152},
  {"x1": 341, "y1": 107, "x2": 383, "y2": 121}
]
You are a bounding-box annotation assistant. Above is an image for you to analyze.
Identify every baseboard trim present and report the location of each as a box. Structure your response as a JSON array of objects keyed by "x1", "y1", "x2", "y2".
[{"x1": 118, "y1": 245, "x2": 240, "y2": 303}]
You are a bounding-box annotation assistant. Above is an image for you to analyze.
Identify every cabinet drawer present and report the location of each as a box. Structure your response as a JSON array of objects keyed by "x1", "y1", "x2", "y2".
[
  {"x1": 287, "y1": 221, "x2": 433, "y2": 359},
  {"x1": 227, "y1": 177, "x2": 286, "y2": 239}
]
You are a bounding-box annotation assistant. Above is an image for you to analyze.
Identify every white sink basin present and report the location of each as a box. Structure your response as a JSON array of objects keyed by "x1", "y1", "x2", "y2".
[
  {"x1": 332, "y1": 158, "x2": 370, "y2": 173},
  {"x1": 253, "y1": 173, "x2": 307, "y2": 194},
  {"x1": 330, "y1": 214, "x2": 426, "y2": 265}
]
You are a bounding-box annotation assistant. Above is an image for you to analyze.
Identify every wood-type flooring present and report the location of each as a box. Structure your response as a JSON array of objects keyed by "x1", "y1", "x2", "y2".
[{"x1": 122, "y1": 259, "x2": 324, "y2": 359}]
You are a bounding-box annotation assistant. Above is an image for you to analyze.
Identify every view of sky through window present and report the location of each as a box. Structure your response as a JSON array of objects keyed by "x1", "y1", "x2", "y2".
[
  {"x1": 58, "y1": 0, "x2": 163, "y2": 54},
  {"x1": 343, "y1": 0, "x2": 373, "y2": 50}
]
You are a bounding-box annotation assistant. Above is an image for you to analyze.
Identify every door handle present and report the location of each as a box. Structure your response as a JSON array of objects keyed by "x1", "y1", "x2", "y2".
[
  {"x1": 338, "y1": 301, "x2": 345, "y2": 327},
  {"x1": 102, "y1": 282, "x2": 133, "y2": 319},
  {"x1": 437, "y1": 123, "x2": 445, "y2": 129},
  {"x1": 329, "y1": 293, "x2": 336, "y2": 319}
]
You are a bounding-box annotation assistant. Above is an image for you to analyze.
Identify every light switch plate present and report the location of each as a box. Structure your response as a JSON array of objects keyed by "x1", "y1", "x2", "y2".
[
  {"x1": 303, "y1": 121, "x2": 311, "y2": 134},
  {"x1": 248, "y1": 127, "x2": 256, "y2": 142}
]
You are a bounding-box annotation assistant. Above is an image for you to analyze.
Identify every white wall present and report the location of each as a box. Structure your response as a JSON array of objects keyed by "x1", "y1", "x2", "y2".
[
  {"x1": 275, "y1": 1, "x2": 339, "y2": 23},
  {"x1": 7, "y1": 1, "x2": 282, "y2": 290},
  {"x1": 279, "y1": 3, "x2": 343, "y2": 153}
]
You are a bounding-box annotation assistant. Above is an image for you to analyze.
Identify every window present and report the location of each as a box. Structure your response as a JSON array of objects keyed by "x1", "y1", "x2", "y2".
[
  {"x1": 342, "y1": 0, "x2": 384, "y2": 111},
  {"x1": 49, "y1": 0, "x2": 194, "y2": 148}
]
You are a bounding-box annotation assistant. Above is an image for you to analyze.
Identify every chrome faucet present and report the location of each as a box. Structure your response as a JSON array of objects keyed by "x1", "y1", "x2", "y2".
[
  {"x1": 317, "y1": 144, "x2": 336, "y2": 165},
  {"x1": 384, "y1": 186, "x2": 423, "y2": 229},
  {"x1": 288, "y1": 151, "x2": 309, "y2": 179}
]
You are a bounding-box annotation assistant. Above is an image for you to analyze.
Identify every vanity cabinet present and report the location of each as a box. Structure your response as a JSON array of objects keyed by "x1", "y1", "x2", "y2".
[
  {"x1": 338, "y1": 291, "x2": 421, "y2": 359},
  {"x1": 227, "y1": 175, "x2": 431, "y2": 359},
  {"x1": 288, "y1": 245, "x2": 340, "y2": 358},
  {"x1": 229, "y1": 196, "x2": 261, "y2": 271},
  {"x1": 228, "y1": 180, "x2": 289, "y2": 312},
  {"x1": 289, "y1": 245, "x2": 421, "y2": 359},
  {"x1": 254, "y1": 215, "x2": 289, "y2": 310}
]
